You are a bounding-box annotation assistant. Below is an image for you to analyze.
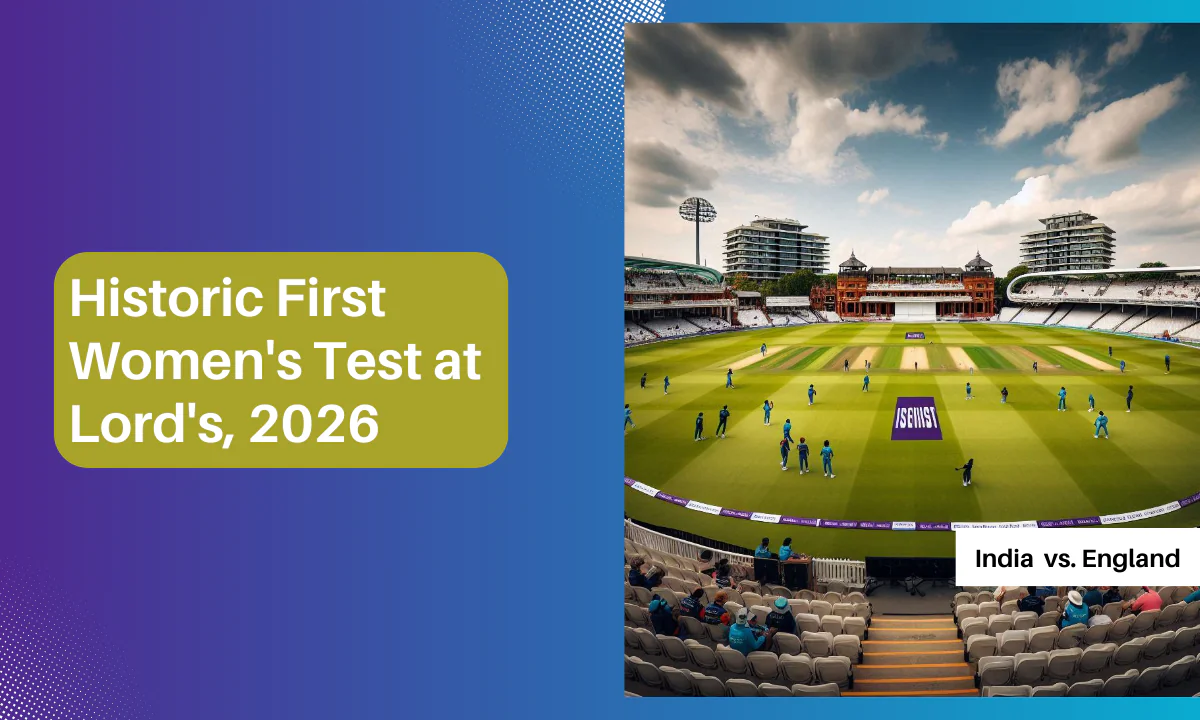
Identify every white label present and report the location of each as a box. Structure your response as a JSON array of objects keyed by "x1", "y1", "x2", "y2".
[
  {"x1": 956, "y1": 528, "x2": 1200, "y2": 585},
  {"x1": 750, "y1": 512, "x2": 782, "y2": 524},
  {"x1": 685, "y1": 500, "x2": 721, "y2": 515},
  {"x1": 630, "y1": 482, "x2": 658, "y2": 497}
]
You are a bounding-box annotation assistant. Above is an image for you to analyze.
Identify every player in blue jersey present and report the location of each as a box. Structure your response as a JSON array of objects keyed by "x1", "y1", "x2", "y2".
[
  {"x1": 726, "y1": 368, "x2": 735, "y2": 389},
  {"x1": 796, "y1": 437, "x2": 810, "y2": 474},
  {"x1": 1094, "y1": 410, "x2": 1109, "y2": 439},
  {"x1": 820, "y1": 440, "x2": 835, "y2": 478},
  {"x1": 1119, "y1": 359, "x2": 1126, "y2": 373},
  {"x1": 1088, "y1": 393, "x2": 1095, "y2": 413},
  {"x1": 955, "y1": 458, "x2": 974, "y2": 487},
  {"x1": 763, "y1": 399, "x2": 773, "y2": 425},
  {"x1": 1126, "y1": 385, "x2": 1133, "y2": 412},
  {"x1": 1057, "y1": 386, "x2": 1067, "y2": 411},
  {"x1": 779, "y1": 436, "x2": 791, "y2": 471},
  {"x1": 862, "y1": 374, "x2": 870, "y2": 392},
  {"x1": 807, "y1": 384, "x2": 816, "y2": 406},
  {"x1": 640, "y1": 372, "x2": 646, "y2": 390},
  {"x1": 716, "y1": 405, "x2": 730, "y2": 439},
  {"x1": 663, "y1": 375, "x2": 670, "y2": 394},
  {"x1": 1165, "y1": 354, "x2": 1171, "y2": 374},
  {"x1": 760, "y1": 342, "x2": 767, "y2": 357},
  {"x1": 624, "y1": 404, "x2": 634, "y2": 431},
  {"x1": 782, "y1": 419, "x2": 794, "y2": 444},
  {"x1": 1001, "y1": 386, "x2": 1008, "y2": 404},
  {"x1": 1033, "y1": 361, "x2": 1038, "y2": 374},
  {"x1": 694, "y1": 412, "x2": 704, "y2": 441},
  {"x1": 965, "y1": 382, "x2": 973, "y2": 400}
]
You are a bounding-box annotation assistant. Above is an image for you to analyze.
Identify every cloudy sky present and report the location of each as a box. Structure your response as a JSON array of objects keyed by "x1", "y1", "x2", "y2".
[{"x1": 625, "y1": 24, "x2": 1200, "y2": 275}]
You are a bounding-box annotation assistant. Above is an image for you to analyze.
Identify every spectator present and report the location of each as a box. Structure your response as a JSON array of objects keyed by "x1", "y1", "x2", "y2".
[
  {"x1": 1087, "y1": 612, "x2": 1112, "y2": 628},
  {"x1": 1101, "y1": 586, "x2": 1123, "y2": 605},
  {"x1": 766, "y1": 597, "x2": 797, "y2": 635},
  {"x1": 643, "y1": 564, "x2": 665, "y2": 591},
  {"x1": 627, "y1": 557, "x2": 649, "y2": 588},
  {"x1": 754, "y1": 538, "x2": 773, "y2": 559},
  {"x1": 702, "y1": 591, "x2": 730, "y2": 625},
  {"x1": 728, "y1": 608, "x2": 775, "y2": 656},
  {"x1": 1184, "y1": 587, "x2": 1200, "y2": 604},
  {"x1": 1080, "y1": 586, "x2": 1103, "y2": 607},
  {"x1": 1124, "y1": 586, "x2": 1163, "y2": 614},
  {"x1": 697, "y1": 550, "x2": 716, "y2": 576},
  {"x1": 778, "y1": 538, "x2": 794, "y2": 562},
  {"x1": 648, "y1": 597, "x2": 680, "y2": 637},
  {"x1": 679, "y1": 587, "x2": 705, "y2": 620},
  {"x1": 1060, "y1": 590, "x2": 1089, "y2": 629},
  {"x1": 1034, "y1": 586, "x2": 1055, "y2": 598},
  {"x1": 713, "y1": 558, "x2": 733, "y2": 588},
  {"x1": 1017, "y1": 586, "x2": 1045, "y2": 615}
]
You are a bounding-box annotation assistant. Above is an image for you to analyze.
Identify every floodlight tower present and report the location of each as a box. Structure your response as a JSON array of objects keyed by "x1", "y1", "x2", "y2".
[{"x1": 678, "y1": 197, "x2": 716, "y2": 266}]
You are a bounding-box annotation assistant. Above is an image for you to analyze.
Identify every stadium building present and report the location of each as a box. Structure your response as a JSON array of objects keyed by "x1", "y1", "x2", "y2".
[
  {"x1": 833, "y1": 251, "x2": 995, "y2": 322},
  {"x1": 624, "y1": 257, "x2": 735, "y2": 343},
  {"x1": 1019, "y1": 211, "x2": 1116, "y2": 272},
  {"x1": 723, "y1": 217, "x2": 830, "y2": 280}
]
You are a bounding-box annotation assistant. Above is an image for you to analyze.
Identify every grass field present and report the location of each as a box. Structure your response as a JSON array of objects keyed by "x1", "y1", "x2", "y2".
[{"x1": 624, "y1": 323, "x2": 1200, "y2": 559}]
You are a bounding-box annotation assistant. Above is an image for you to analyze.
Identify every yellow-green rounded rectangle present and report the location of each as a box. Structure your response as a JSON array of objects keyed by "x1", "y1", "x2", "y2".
[{"x1": 54, "y1": 252, "x2": 508, "y2": 468}]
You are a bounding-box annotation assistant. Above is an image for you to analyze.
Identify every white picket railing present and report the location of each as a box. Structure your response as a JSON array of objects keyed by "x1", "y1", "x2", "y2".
[{"x1": 624, "y1": 520, "x2": 867, "y2": 587}]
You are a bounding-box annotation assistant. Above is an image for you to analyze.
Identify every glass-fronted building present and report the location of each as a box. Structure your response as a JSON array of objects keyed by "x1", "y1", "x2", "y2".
[
  {"x1": 722, "y1": 217, "x2": 829, "y2": 280},
  {"x1": 1019, "y1": 212, "x2": 1115, "y2": 272}
]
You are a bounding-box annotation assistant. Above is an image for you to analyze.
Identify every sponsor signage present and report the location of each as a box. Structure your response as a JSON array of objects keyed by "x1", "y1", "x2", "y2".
[
  {"x1": 891, "y1": 397, "x2": 942, "y2": 440},
  {"x1": 905, "y1": 332, "x2": 926, "y2": 339}
]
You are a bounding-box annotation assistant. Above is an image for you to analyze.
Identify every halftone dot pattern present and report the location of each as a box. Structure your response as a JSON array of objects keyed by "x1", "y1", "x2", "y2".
[
  {"x1": 452, "y1": 0, "x2": 663, "y2": 199},
  {"x1": 0, "y1": 561, "x2": 148, "y2": 720}
]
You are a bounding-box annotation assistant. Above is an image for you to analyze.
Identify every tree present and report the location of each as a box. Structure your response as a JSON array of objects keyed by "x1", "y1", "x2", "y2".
[
  {"x1": 762, "y1": 269, "x2": 818, "y2": 297},
  {"x1": 994, "y1": 265, "x2": 1029, "y2": 309}
]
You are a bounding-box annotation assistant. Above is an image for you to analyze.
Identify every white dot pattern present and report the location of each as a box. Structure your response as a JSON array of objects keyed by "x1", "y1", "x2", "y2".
[
  {"x1": 0, "y1": 562, "x2": 148, "y2": 719},
  {"x1": 452, "y1": 0, "x2": 663, "y2": 195}
]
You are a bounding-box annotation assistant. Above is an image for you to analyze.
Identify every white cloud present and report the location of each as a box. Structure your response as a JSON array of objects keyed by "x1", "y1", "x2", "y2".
[
  {"x1": 857, "y1": 188, "x2": 890, "y2": 205},
  {"x1": 1046, "y1": 75, "x2": 1188, "y2": 174},
  {"x1": 1107, "y1": 24, "x2": 1154, "y2": 67},
  {"x1": 786, "y1": 99, "x2": 930, "y2": 180},
  {"x1": 990, "y1": 57, "x2": 1085, "y2": 146}
]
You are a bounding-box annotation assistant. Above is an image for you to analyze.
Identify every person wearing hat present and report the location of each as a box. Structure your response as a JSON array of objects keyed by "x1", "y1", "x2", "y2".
[
  {"x1": 1080, "y1": 586, "x2": 1103, "y2": 607},
  {"x1": 648, "y1": 596, "x2": 681, "y2": 637},
  {"x1": 765, "y1": 597, "x2": 797, "y2": 635},
  {"x1": 754, "y1": 538, "x2": 773, "y2": 559},
  {"x1": 1059, "y1": 590, "x2": 1089, "y2": 629},
  {"x1": 1124, "y1": 586, "x2": 1163, "y2": 614},
  {"x1": 728, "y1": 608, "x2": 775, "y2": 656}
]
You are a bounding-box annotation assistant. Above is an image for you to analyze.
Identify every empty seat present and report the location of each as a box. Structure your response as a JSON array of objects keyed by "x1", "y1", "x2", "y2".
[
  {"x1": 716, "y1": 645, "x2": 749, "y2": 674},
  {"x1": 961, "y1": 617, "x2": 989, "y2": 642},
  {"x1": 792, "y1": 682, "x2": 840, "y2": 696},
  {"x1": 1156, "y1": 602, "x2": 1184, "y2": 629},
  {"x1": 725, "y1": 678, "x2": 758, "y2": 697},
  {"x1": 1027, "y1": 626, "x2": 1058, "y2": 653},
  {"x1": 630, "y1": 656, "x2": 663, "y2": 688},
  {"x1": 1171, "y1": 625, "x2": 1198, "y2": 652},
  {"x1": 1066, "y1": 678, "x2": 1103, "y2": 696},
  {"x1": 975, "y1": 591, "x2": 995, "y2": 604},
  {"x1": 1044, "y1": 596, "x2": 1061, "y2": 613},
  {"x1": 1046, "y1": 648, "x2": 1081, "y2": 680},
  {"x1": 1143, "y1": 631, "x2": 1173, "y2": 659},
  {"x1": 1056, "y1": 624, "x2": 1085, "y2": 649},
  {"x1": 966, "y1": 634, "x2": 997, "y2": 663},
  {"x1": 773, "y1": 632, "x2": 803, "y2": 656},
  {"x1": 833, "y1": 634, "x2": 862, "y2": 664},
  {"x1": 843, "y1": 616, "x2": 867, "y2": 640},
  {"x1": 631, "y1": 586, "x2": 654, "y2": 605},
  {"x1": 977, "y1": 656, "x2": 1015, "y2": 687},
  {"x1": 998, "y1": 629, "x2": 1028, "y2": 655},
  {"x1": 1101, "y1": 668, "x2": 1137, "y2": 696},
  {"x1": 982, "y1": 685, "x2": 1032, "y2": 697},
  {"x1": 1082, "y1": 623, "x2": 1110, "y2": 646},
  {"x1": 683, "y1": 639, "x2": 719, "y2": 669},
  {"x1": 1000, "y1": 600, "x2": 1019, "y2": 615},
  {"x1": 1107, "y1": 615, "x2": 1135, "y2": 641},
  {"x1": 624, "y1": 626, "x2": 640, "y2": 649},
  {"x1": 845, "y1": 592, "x2": 867, "y2": 604},
  {"x1": 625, "y1": 603, "x2": 651, "y2": 629},
  {"x1": 1035, "y1": 611, "x2": 1061, "y2": 628},
  {"x1": 1078, "y1": 643, "x2": 1116, "y2": 673},
  {"x1": 758, "y1": 682, "x2": 792, "y2": 697},
  {"x1": 633, "y1": 628, "x2": 661, "y2": 655},
  {"x1": 1031, "y1": 682, "x2": 1069, "y2": 696},
  {"x1": 978, "y1": 601, "x2": 1000, "y2": 618},
  {"x1": 820, "y1": 615, "x2": 844, "y2": 635},
  {"x1": 810, "y1": 600, "x2": 833, "y2": 617},
  {"x1": 801, "y1": 631, "x2": 834, "y2": 657},
  {"x1": 659, "y1": 666, "x2": 695, "y2": 695},
  {"x1": 952, "y1": 591, "x2": 973, "y2": 611},
  {"x1": 988, "y1": 614, "x2": 1014, "y2": 636},
  {"x1": 1102, "y1": 602, "x2": 1124, "y2": 622},
  {"x1": 779, "y1": 653, "x2": 814, "y2": 685},
  {"x1": 747, "y1": 651, "x2": 780, "y2": 680},
  {"x1": 1013, "y1": 652, "x2": 1048, "y2": 684},
  {"x1": 794, "y1": 613, "x2": 822, "y2": 634},
  {"x1": 1131, "y1": 664, "x2": 1166, "y2": 695},
  {"x1": 741, "y1": 592, "x2": 763, "y2": 608},
  {"x1": 814, "y1": 656, "x2": 853, "y2": 689},
  {"x1": 956, "y1": 603, "x2": 980, "y2": 625},
  {"x1": 788, "y1": 599, "x2": 812, "y2": 616},
  {"x1": 1012, "y1": 611, "x2": 1037, "y2": 630},
  {"x1": 832, "y1": 602, "x2": 855, "y2": 618},
  {"x1": 1130, "y1": 610, "x2": 1160, "y2": 636},
  {"x1": 690, "y1": 672, "x2": 725, "y2": 697},
  {"x1": 1182, "y1": 600, "x2": 1200, "y2": 624},
  {"x1": 658, "y1": 635, "x2": 689, "y2": 663},
  {"x1": 1113, "y1": 637, "x2": 1146, "y2": 666},
  {"x1": 678, "y1": 615, "x2": 705, "y2": 640},
  {"x1": 823, "y1": 590, "x2": 844, "y2": 603},
  {"x1": 1161, "y1": 655, "x2": 1196, "y2": 687}
]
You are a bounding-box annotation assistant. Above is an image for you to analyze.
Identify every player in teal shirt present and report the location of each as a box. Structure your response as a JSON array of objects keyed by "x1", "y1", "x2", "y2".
[
  {"x1": 726, "y1": 368, "x2": 735, "y2": 388},
  {"x1": 862, "y1": 374, "x2": 870, "y2": 392},
  {"x1": 779, "y1": 437, "x2": 791, "y2": 470},
  {"x1": 716, "y1": 405, "x2": 730, "y2": 439},
  {"x1": 782, "y1": 419, "x2": 794, "y2": 443},
  {"x1": 663, "y1": 375, "x2": 670, "y2": 394},
  {"x1": 778, "y1": 538, "x2": 794, "y2": 561},
  {"x1": 821, "y1": 440, "x2": 835, "y2": 478},
  {"x1": 763, "y1": 399, "x2": 773, "y2": 425},
  {"x1": 807, "y1": 384, "x2": 816, "y2": 405},
  {"x1": 796, "y1": 437, "x2": 810, "y2": 474},
  {"x1": 1119, "y1": 359, "x2": 1126, "y2": 373},
  {"x1": 760, "y1": 343, "x2": 767, "y2": 357},
  {"x1": 624, "y1": 404, "x2": 634, "y2": 431},
  {"x1": 1126, "y1": 385, "x2": 1133, "y2": 412},
  {"x1": 1088, "y1": 393, "x2": 1095, "y2": 412},
  {"x1": 754, "y1": 538, "x2": 772, "y2": 559},
  {"x1": 694, "y1": 412, "x2": 704, "y2": 441},
  {"x1": 1057, "y1": 386, "x2": 1067, "y2": 411},
  {"x1": 965, "y1": 382, "x2": 973, "y2": 400},
  {"x1": 1094, "y1": 411, "x2": 1109, "y2": 438}
]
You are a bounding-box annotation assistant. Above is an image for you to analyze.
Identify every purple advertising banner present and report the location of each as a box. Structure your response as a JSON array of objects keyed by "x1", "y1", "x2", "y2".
[
  {"x1": 1037, "y1": 516, "x2": 1102, "y2": 528},
  {"x1": 655, "y1": 492, "x2": 689, "y2": 507},
  {"x1": 780, "y1": 516, "x2": 820, "y2": 527},
  {"x1": 1180, "y1": 491, "x2": 1200, "y2": 508},
  {"x1": 891, "y1": 397, "x2": 943, "y2": 440},
  {"x1": 918, "y1": 522, "x2": 952, "y2": 531},
  {"x1": 857, "y1": 521, "x2": 894, "y2": 530},
  {"x1": 719, "y1": 508, "x2": 752, "y2": 520},
  {"x1": 820, "y1": 520, "x2": 860, "y2": 529},
  {"x1": 905, "y1": 332, "x2": 926, "y2": 339}
]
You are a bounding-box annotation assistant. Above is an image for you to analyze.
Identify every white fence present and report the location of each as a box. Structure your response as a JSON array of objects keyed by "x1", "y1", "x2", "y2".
[{"x1": 624, "y1": 520, "x2": 867, "y2": 587}]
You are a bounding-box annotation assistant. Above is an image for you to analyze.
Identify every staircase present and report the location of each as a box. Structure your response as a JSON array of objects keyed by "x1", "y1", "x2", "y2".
[{"x1": 844, "y1": 615, "x2": 976, "y2": 697}]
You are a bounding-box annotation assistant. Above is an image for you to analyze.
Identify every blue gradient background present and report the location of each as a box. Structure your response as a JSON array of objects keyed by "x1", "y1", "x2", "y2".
[{"x1": 0, "y1": 0, "x2": 1197, "y2": 717}]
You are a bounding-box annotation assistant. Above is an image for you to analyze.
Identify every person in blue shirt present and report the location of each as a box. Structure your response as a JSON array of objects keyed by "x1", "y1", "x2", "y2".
[
  {"x1": 1088, "y1": 393, "x2": 1095, "y2": 412},
  {"x1": 1057, "y1": 386, "x2": 1067, "y2": 411},
  {"x1": 628, "y1": 557, "x2": 661, "y2": 589},
  {"x1": 1126, "y1": 385, "x2": 1133, "y2": 412},
  {"x1": 862, "y1": 374, "x2": 870, "y2": 392},
  {"x1": 965, "y1": 382, "x2": 973, "y2": 400},
  {"x1": 1165, "y1": 354, "x2": 1171, "y2": 374},
  {"x1": 716, "y1": 405, "x2": 730, "y2": 439},
  {"x1": 1184, "y1": 587, "x2": 1200, "y2": 604},
  {"x1": 648, "y1": 597, "x2": 680, "y2": 637},
  {"x1": 797, "y1": 437, "x2": 810, "y2": 474},
  {"x1": 1108, "y1": 346, "x2": 1113, "y2": 357},
  {"x1": 728, "y1": 608, "x2": 774, "y2": 656},
  {"x1": 701, "y1": 591, "x2": 729, "y2": 625},
  {"x1": 778, "y1": 538, "x2": 794, "y2": 561},
  {"x1": 1094, "y1": 410, "x2": 1109, "y2": 439},
  {"x1": 679, "y1": 587, "x2": 705, "y2": 620},
  {"x1": 694, "y1": 412, "x2": 704, "y2": 441},
  {"x1": 726, "y1": 368, "x2": 735, "y2": 389},
  {"x1": 766, "y1": 597, "x2": 797, "y2": 635},
  {"x1": 763, "y1": 399, "x2": 773, "y2": 425},
  {"x1": 1080, "y1": 587, "x2": 1103, "y2": 607},
  {"x1": 955, "y1": 458, "x2": 973, "y2": 487},
  {"x1": 640, "y1": 372, "x2": 646, "y2": 390},
  {"x1": 663, "y1": 375, "x2": 670, "y2": 394},
  {"x1": 1059, "y1": 591, "x2": 1089, "y2": 629},
  {"x1": 760, "y1": 342, "x2": 767, "y2": 357},
  {"x1": 821, "y1": 440, "x2": 835, "y2": 478},
  {"x1": 808, "y1": 384, "x2": 816, "y2": 406},
  {"x1": 782, "y1": 419, "x2": 794, "y2": 444},
  {"x1": 1017, "y1": 586, "x2": 1045, "y2": 615},
  {"x1": 1001, "y1": 386, "x2": 1009, "y2": 404},
  {"x1": 754, "y1": 538, "x2": 772, "y2": 559},
  {"x1": 1119, "y1": 359, "x2": 1126, "y2": 373},
  {"x1": 779, "y1": 437, "x2": 791, "y2": 471},
  {"x1": 624, "y1": 404, "x2": 634, "y2": 432}
]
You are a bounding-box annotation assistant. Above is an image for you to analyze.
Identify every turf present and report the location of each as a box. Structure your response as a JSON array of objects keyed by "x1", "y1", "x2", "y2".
[{"x1": 624, "y1": 323, "x2": 1200, "y2": 559}]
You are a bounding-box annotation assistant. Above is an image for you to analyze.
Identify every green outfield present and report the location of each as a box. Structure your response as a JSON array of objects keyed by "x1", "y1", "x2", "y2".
[{"x1": 624, "y1": 323, "x2": 1200, "y2": 559}]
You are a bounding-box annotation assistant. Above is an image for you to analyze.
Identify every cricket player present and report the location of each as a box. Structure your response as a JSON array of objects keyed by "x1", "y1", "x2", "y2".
[
  {"x1": 1058, "y1": 386, "x2": 1067, "y2": 411},
  {"x1": 844, "y1": 358, "x2": 849, "y2": 372},
  {"x1": 694, "y1": 412, "x2": 704, "y2": 441},
  {"x1": 955, "y1": 458, "x2": 974, "y2": 487},
  {"x1": 782, "y1": 419, "x2": 794, "y2": 444},
  {"x1": 1120, "y1": 359, "x2": 1126, "y2": 373},
  {"x1": 807, "y1": 384, "x2": 816, "y2": 406},
  {"x1": 664, "y1": 375, "x2": 670, "y2": 394},
  {"x1": 624, "y1": 404, "x2": 634, "y2": 431},
  {"x1": 796, "y1": 437, "x2": 810, "y2": 474},
  {"x1": 726, "y1": 368, "x2": 735, "y2": 389},
  {"x1": 1094, "y1": 411, "x2": 1109, "y2": 439},
  {"x1": 716, "y1": 405, "x2": 730, "y2": 439},
  {"x1": 820, "y1": 440, "x2": 835, "y2": 478},
  {"x1": 1001, "y1": 386, "x2": 1008, "y2": 404},
  {"x1": 779, "y1": 437, "x2": 791, "y2": 471},
  {"x1": 640, "y1": 372, "x2": 646, "y2": 390},
  {"x1": 1109, "y1": 346, "x2": 1113, "y2": 357},
  {"x1": 1033, "y1": 361, "x2": 1038, "y2": 374},
  {"x1": 1165, "y1": 354, "x2": 1171, "y2": 374},
  {"x1": 761, "y1": 342, "x2": 767, "y2": 357},
  {"x1": 862, "y1": 374, "x2": 870, "y2": 392},
  {"x1": 966, "y1": 382, "x2": 973, "y2": 400},
  {"x1": 1126, "y1": 385, "x2": 1133, "y2": 412},
  {"x1": 763, "y1": 399, "x2": 773, "y2": 425},
  {"x1": 1088, "y1": 393, "x2": 1095, "y2": 412}
]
